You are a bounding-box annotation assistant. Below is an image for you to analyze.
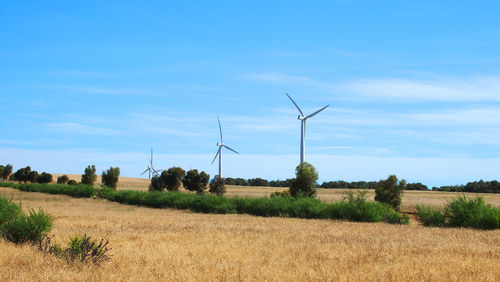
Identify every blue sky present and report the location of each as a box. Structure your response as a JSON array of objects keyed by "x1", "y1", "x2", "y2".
[{"x1": 1, "y1": 1, "x2": 499, "y2": 187}]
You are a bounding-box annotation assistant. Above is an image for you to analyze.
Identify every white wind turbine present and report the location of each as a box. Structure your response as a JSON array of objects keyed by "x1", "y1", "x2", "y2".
[
  {"x1": 286, "y1": 93, "x2": 329, "y2": 164},
  {"x1": 141, "y1": 148, "x2": 161, "y2": 179},
  {"x1": 211, "y1": 116, "x2": 239, "y2": 178}
]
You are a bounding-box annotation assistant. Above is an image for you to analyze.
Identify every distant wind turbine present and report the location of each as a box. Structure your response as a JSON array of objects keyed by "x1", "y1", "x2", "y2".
[
  {"x1": 211, "y1": 116, "x2": 239, "y2": 178},
  {"x1": 141, "y1": 148, "x2": 161, "y2": 179},
  {"x1": 286, "y1": 93, "x2": 329, "y2": 164}
]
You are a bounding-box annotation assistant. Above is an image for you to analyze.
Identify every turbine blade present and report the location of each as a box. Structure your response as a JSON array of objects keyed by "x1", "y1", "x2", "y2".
[
  {"x1": 151, "y1": 148, "x2": 153, "y2": 163},
  {"x1": 286, "y1": 93, "x2": 304, "y2": 117},
  {"x1": 218, "y1": 116, "x2": 223, "y2": 142},
  {"x1": 211, "y1": 147, "x2": 222, "y2": 164},
  {"x1": 223, "y1": 145, "x2": 239, "y2": 154},
  {"x1": 141, "y1": 168, "x2": 149, "y2": 175},
  {"x1": 305, "y1": 105, "x2": 329, "y2": 119}
]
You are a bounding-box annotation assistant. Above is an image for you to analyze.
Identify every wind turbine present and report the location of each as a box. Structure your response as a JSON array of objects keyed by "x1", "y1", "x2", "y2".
[
  {"x1": 286, "y1": 93, "x2": 329, "y2": 164},
  {"x1": 211, "y1": 116, "x2": 239, "y2": 178},
  {"x1": 141, "y1": 148, "x2": 161, "y2": 179}
]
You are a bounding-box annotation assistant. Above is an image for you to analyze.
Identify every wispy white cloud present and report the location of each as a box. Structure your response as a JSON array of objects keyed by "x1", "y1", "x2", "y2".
[
  {"x1": 341, "y1": 76, "x2": 500, "y2": 102},
  {"x1": 244, "y1": 72, "x2": 500, "y2": 102}
]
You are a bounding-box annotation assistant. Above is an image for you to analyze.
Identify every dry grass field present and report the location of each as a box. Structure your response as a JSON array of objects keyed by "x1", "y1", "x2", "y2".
[{"x1": 1, "y1": 186, "x2": 500, "y2": 281}]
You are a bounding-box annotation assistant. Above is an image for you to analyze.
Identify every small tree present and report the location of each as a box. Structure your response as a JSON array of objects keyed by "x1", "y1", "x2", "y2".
[
  {"x1": 102, "y1": 167, "x2": 120, "y2": 189},
  {"x1": 289, "y1": 162, "x2": 318, "y2": 197},
  {"x1": 182, "y1": 169, "x2": 210, "y2": 194},
  {"x1": 209, "y1": 176, "x2": 225, "y2": 195},
  {"x1": 57, "y1": 175, "x2": 70, "y2": 184},
  {"x1": 81, "y1": 165, "x2": 97, "y2": 186},
  {"x1": 2, "y1": 164, "x2": 13, "y2": 180},
  {"x1": 375, "y1": 175, "x2": 406, "y2": 211},
  {"x1": 67, "y1": 179, "x2": 78, "y2": 185},
  {"x1": 164, "y1": 167, "x2": 185, "y2": 191},
  {"x1": 36, "y1": 172, "x2": 53, "y2": 184}
]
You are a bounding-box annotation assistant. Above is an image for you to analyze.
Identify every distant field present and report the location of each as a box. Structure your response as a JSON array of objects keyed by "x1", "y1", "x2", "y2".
[
  {"x1": 1, "y1": 187, "x2": 499, "y2": 281},
  {"x1": 53, "y1": 174, "x2": 500, "y2": 213}
]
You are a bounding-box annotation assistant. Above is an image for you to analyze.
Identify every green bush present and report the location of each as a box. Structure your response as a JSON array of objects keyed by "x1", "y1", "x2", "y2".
[
  {"x1": 289, "y1": 162, "x2": 318, "y2": 197},
  {"x1": 102, "y1": 167, "x2": 120, "y2": 189},
  {"x1": 96, "y1": 187, "x2": 117, "y2": 199},
  {"x1": 57, "y1": 175, "x2": 69, "y2": 184},
  {"x1": 209, "y1": 176, "x2": 225, "y2": 195},
  {"x1": 81, "y1": 165, "x2": 97, "y2": 186},
  {"x1": 67, "y1": 180, "x2": 78, "y2": 185},
  {"x1": 415, "y1": 205, "x2": 446, "y2": 227},
  {"x1": 375, "y1": 175, "x2": 405, "y2": 211},
  {"x1": 416, "y1": 195, "x2": 500, "y2": 229},
  {"x1": 0, "y1": 196, "x2": 53, "y2": 244}
]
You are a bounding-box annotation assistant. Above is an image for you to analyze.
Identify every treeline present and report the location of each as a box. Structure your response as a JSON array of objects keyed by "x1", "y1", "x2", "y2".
[
  {"x1": 432, "y1": 180, "x2": 500, "y2": 193},
  {"x1": 224, "y1": 177, "x2": 292, "y2": 187},
  {"x1": 225, "y1": 177, "x2": 429, "y2": 191}
]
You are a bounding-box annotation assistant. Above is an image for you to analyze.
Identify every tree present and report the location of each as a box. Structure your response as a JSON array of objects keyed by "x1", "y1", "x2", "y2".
[
  {"x1": 164, "y1": 167, "x2": 185, "y2": 191},
  {"x1": 102, "y1": 167, "x2": 120, "y2": 189},
  {"x1": 406, "y1": 182, "x2": 428, "y2": 190},
  {"x1": 81, "y1": 165, "x2": 97, "y2": 186},
  {"x1": 209, "y1": 176, "x2": 225, "y2": 195},
  {"x1": 13, "y1": 166, "x2": 33, "y2": 183},
  {"x1": 182, "y1": 169, "x2": 210, "y2": 194},
  {"x1": 57, "y1": 175, "x2": 69, "y2": 184},
  {"x1": 67, "y1": 179, "x2": 78, "y2": 185},
  {"x1": 375, "y1": 175, "x2": 406, "y2": 211},
  {"x1": 149, "y1": 174, "x2": 166, "y2": 191},
  {"x1": 2, "y1": 164, "x2": 13, "y2": 180},
  {"x1": 289, "y1": 162, "x2": 318, "y2": 197},
  {"x1": 0, "y1": 166, "x2": 4, "y2": 180},
  {"x1": 36, "y1": 172, "x2": 53, "y2": 184}
]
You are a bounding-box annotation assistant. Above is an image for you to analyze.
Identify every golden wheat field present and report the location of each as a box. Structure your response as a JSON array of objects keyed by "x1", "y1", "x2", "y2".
[{"x1": 1, "y1": 181, "x2": 500, "y2": 281}]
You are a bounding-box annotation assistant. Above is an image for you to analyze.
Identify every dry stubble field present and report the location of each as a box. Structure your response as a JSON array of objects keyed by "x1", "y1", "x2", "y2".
[
  {"x1": 0, "y1": 178, "x2": 500, "y2": 281},
  {"x1": 1, "y1": 178, "x2": 500, "y2": 281}
]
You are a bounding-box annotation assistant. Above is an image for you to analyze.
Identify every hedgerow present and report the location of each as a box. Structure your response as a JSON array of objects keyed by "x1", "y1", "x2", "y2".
[
  {"x1": 97, "y1": 188, "x2": 408, "y2": 224},
  {"x1": 0, "y1": 182, "x2": 95, "y2": 198},
  {"x1": 1, "y1": 181, "x2": 407, "y2": 224}
]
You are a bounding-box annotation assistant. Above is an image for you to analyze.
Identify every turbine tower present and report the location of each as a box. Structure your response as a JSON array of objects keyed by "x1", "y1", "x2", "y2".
[
  {"x1": 286, "y1": 93, "x2": 329, "y2": 163},
  {"x1": 141, "y1": 148, "x2": 161, "y2": 179},
  {"x1": 211, "y1": 116, "x2": 239, "y2": 178}
]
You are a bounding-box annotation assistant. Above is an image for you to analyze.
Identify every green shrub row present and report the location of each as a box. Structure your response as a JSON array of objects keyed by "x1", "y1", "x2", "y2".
[
  {"x1": 1, "y1": 182, "x2": 96, "y2": 198},
  {"x1": 416, "y1": 195, "x2": 500, "y2": 230},
  {"x1": 99, "y1": 188, "x2": 408, "y2": 224},
  {"x1": 1, "y1": 181, "x2": 408, "y2": 224},
  {"x1": 0, "y1": 196, "x2": 53, "y2": 244}
]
